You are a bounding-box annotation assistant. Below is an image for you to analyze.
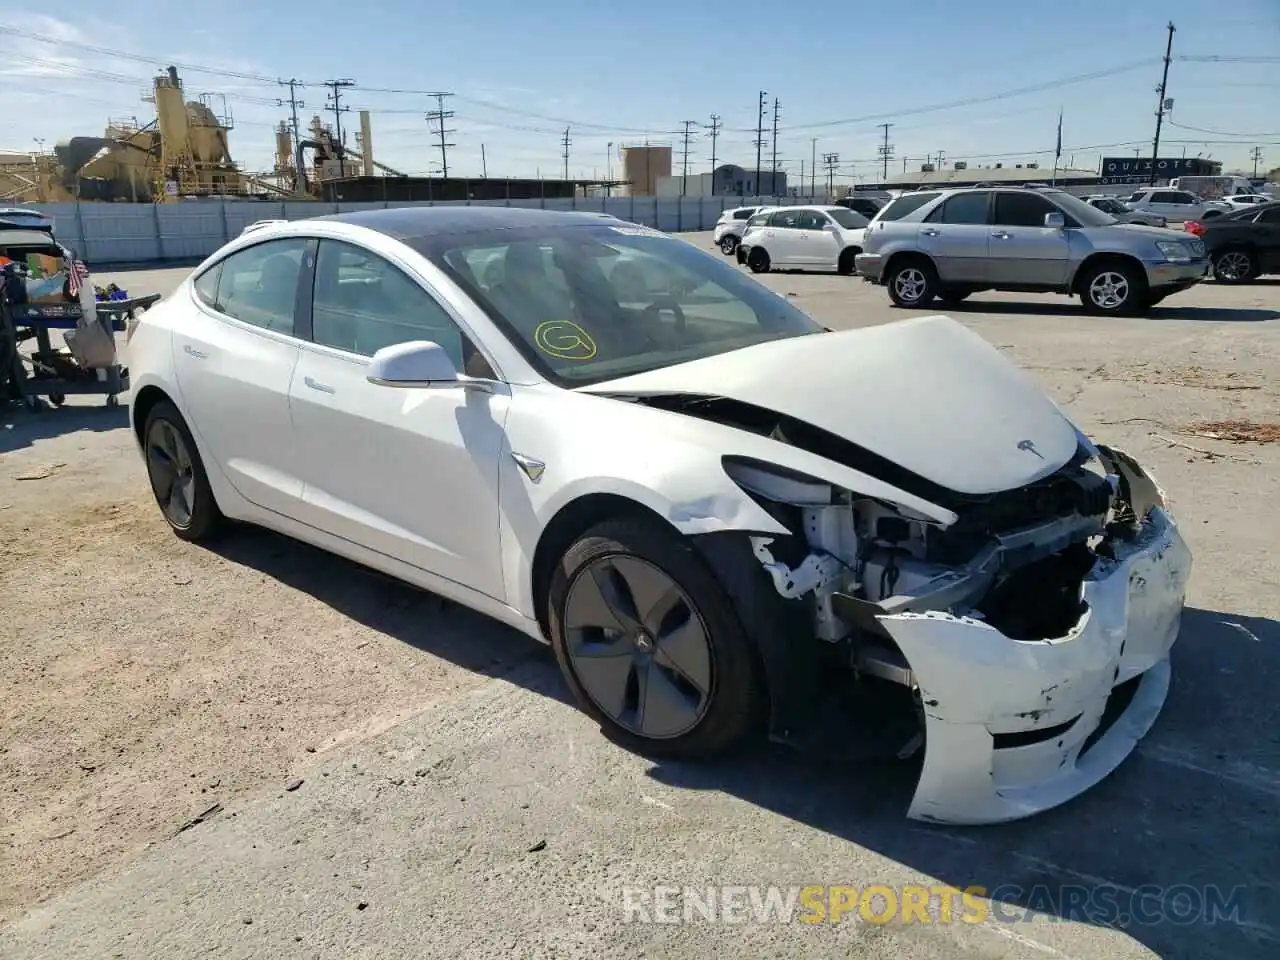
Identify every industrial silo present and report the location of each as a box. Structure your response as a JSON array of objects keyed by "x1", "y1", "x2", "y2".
[{"x1": 621, "y1": 145, "x2": 672, "y2": 196}]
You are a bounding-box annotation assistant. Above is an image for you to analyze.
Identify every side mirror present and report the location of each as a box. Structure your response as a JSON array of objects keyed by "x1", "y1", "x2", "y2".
[
  {"x1": 1044, "y1": 211, "x2": 1066, "y2": 229},
  {"x1": 367, "y1": 340, "x2": 463, "y2": 388}
]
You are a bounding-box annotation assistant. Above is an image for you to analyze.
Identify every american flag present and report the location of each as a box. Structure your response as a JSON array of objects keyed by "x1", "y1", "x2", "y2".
[{"x1": 65, "y1": 255, "x2": 88, "y2": 299}]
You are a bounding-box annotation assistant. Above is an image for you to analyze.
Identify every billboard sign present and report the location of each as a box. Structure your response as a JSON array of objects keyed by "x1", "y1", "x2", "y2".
[{"x1": 1099, "y1": 157, "x2": 1220, "y2": 184}]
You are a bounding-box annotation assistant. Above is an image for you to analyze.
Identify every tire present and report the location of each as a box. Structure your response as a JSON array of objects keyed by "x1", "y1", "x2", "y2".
[
  {"x1": 1078, "y1": 260, "x2": 1147, "y2": 316},
  {"x1": 938, "y1": 287, "x2": 972, "y2": 306},
  {"x1": 837, "y1": 247, "x2": 858, "y2": 276},
  {"x1": 719, "y1": 235, "x2": 739, "y2": 256},
  {"x1": 1212, "y1": 247, "x2": 1255, "y2": 284},
  {"x1": 547, "y1": 517, "x2": 765, "y2": 759},
  {"x1": 142, "y1": 399, "x2": 225, "y2": 541},
  {"x1": 746, "y1": 247, "x2": 771, "y2": 274},
  {"x1": 886, "y1": 257, "x2": 939, "y2": 308},
  {"x1": 1202, "y1": 210, "x2": 1223, "y2": 219}
]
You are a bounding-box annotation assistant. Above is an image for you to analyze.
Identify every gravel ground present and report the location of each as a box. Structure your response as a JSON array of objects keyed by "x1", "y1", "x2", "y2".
[{"x1": 2, "y1": 233, "x2": 1278, "y2": 958}]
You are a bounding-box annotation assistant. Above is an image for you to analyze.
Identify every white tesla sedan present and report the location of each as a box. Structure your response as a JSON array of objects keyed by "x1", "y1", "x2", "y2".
[{"x1": 128, "y1": 207, "x2": 1191, "y2": 824}]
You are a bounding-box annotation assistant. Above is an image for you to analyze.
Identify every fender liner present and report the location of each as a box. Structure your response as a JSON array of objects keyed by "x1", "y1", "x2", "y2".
[{"x1": 690, "y1": 530, "x2": 820, "y2": 744}]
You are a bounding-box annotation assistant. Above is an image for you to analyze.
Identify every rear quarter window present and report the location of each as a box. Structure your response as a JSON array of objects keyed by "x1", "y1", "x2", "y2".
[{"x1": 877, "y1": 192, "x2": 940, "y2": 221}]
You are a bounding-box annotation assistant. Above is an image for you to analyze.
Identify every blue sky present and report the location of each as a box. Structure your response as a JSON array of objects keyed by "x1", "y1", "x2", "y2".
[{"x1": 4, "y1": 0, "x2": 1278, "y2": 184}]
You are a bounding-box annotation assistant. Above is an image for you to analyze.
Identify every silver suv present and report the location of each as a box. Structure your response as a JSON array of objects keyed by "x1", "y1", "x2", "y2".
[{"x1": 855, "y1": 187, "x2": 1209, "y2": 315}]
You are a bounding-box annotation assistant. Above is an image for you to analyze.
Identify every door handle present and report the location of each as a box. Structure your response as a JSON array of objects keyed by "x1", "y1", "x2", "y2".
[
  {"x1": 991, "y1": 231, "x2": 1012, "y2": 239},
  {"x1": 921, "y1": 228, "x2": 940, "y2": 237},
  {"x1": 183, "y1": 344, "x2": 208, "y2": 360},
  {"x1": 303, "y1": 376, "x2": 335, "y2": 394}
]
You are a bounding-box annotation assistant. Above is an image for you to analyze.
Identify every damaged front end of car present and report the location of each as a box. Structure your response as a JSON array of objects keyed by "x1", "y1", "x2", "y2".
[{"x1": 712, "y1": 433, "x2": 1192, "y2": 825}]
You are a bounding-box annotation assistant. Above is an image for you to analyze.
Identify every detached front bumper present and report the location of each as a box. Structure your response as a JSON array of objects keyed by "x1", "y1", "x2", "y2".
[{"x1": 879, "y1": 506, "x2": 1191, "y2": 825}]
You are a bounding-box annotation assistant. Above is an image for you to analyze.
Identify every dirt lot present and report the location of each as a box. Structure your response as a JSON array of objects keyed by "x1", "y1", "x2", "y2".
[{"x1": 2, "y1": 235, "x2": 1279, "y2": 958}]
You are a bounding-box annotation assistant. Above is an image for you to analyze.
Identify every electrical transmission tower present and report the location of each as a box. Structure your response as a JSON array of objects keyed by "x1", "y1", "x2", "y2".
[
  {"x1": 770, "y1": 98, "x2": 781, "y2": 195},
  {"x1": 753, "y1": 90, "x2": 767, "y2": 197},
  {"x1": 323, "y1": 79, "x2": 355, "y2": 177},
  {"x1": 822, "y1": 152, "x2": 840, "y2": 197},
  {"x1": 561, "y1": 127, "x2": 572, "y2": 181},
  {"x1": 425, "y1": 93, "x2": 456, "y2": 178},
  {"x1": 678, "y1": 120, "x2": 700, "y2": 195},
  {"x1": 707, "y1": 113, "x2": 722, "y2": 175},
  {"x1": 877, "y1": 123, "x2": 894, "y2": 181}
]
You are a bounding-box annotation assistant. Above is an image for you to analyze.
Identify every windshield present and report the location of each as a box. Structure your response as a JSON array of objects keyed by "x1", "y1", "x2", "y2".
[
  {"x1": 826, "y1": 207, "x2": 869, "y2": 229},
  {"x1": 1042, "y1": 190, "x2": 1117, "y2": 227},
  {"x1": 415, "y1": 223, "x2": 823, "y2": 386}
]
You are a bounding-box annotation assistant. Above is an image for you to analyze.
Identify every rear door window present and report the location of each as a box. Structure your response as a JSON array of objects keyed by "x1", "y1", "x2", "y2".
[
  {"x1": 926, "y1": 192, "x2": 991, "y2": 225},
  {"x1": 768, "y1": 209, "x2": 802, "y2": 229},
  {"x1": 212, "y1": 237, "x2": 309, "y2": 335}
]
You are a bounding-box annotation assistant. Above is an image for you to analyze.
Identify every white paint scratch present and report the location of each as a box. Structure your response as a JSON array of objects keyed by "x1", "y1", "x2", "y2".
[
  {"x1": 988, "y1": 922, "x2": 1066, "y2": 956},
  {"x1": 1141, "y1": 743, "x2": 1280, "y2": 799},
  {"x1": 1222, "y1": 620, "x2": 1261, "y2": 643},
  {"x1": 640, "y1": 794, "x2": 673, "y2": 811}
]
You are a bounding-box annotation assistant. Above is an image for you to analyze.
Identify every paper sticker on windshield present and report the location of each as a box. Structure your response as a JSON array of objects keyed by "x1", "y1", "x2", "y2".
[
  {"x1": 608, "y1": 224, "x2": 664, "y2": 237},
  {"x1": 534, "y1": 320, "x2": 597, "y2": 361}
]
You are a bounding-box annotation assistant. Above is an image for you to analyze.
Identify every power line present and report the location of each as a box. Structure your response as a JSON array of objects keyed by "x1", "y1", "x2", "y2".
[
  {"x1": 707, "y1": 113, "x2": 722, "y2": 175},
  {"x1": 1167, "y1": 120, "x2": 1280, "y2": 139},
  {"x1": 1148, "y1": 22, "x2": 1175, "y2": 185},
  {"x1": 877, "y1": 122, "x2": 894, "y2": 180},
  {"x1": 323, "y1": 79, "x2": 356, "y2": 177},
  {"x1": 425, "y1": 92, "x2": 456, "y2": 178}
]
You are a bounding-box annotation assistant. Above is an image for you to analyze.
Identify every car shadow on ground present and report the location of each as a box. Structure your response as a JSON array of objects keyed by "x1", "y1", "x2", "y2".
[
  {"x1": 202, "y1": 524, "x2": 569, "y2": 701},
  {"x1": 186, "y1": 518, "x2": 1280, "y2": 959},
  {"x1": 0, "y1": 402, "x2": 129, "y2": 454},
  {"x1": 646, "y1": 605, "x2": 1280, "y2": 960},
  {"x1": 936, "y1": 301, "x2": 1280, "y2": 323}
]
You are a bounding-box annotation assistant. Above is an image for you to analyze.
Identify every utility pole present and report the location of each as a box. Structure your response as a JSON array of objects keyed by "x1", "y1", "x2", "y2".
[
  {"x1": 770, "y1": 98, "x2": 781, "y2": 196},
  {"x1": 822, "y1": 152, "x2": 839, "y2": 197},
  {"x1": 1149, "y1": 21, "x2": 1176, "y2": 186},
  {"x1": 679, "y1": 120, "x2": 699, "y2": 196},
  {"x1": 481, "y1": 144, "x2": 488, "y2": 178},
  {"x1": 561, "y1": 127, "x2": 571, "y2": 181},
  {"x1": 323, "y1": 79, "x2": 355, "y2": 177},
  {"x1": 810, "y1": 138, "x2": 817, "y2": 197},
  {"x1": 1249, "y1": 146, "x2": 1263, "y2": 178},
  {"x1": 753, "y1": 90, "x2": 767, "y2": 197},
  {"x1": 276, "y1": 78, "x2": 305, "y2": 166},
  {"x1": 707, "y1": 113, "x2": 722, "y2": 176},
  {"x1": 606, "y1": 142, "x2": 613, "y2": 196},
  {"x1": 425, "y1": 93, "x2": 456, "y2": 179},
  {"x1": 877, "y1": 122, "x2": 894, "y2": 181}
]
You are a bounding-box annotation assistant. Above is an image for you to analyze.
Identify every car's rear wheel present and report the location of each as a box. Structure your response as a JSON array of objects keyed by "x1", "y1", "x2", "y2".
[
  {"x1": 547, "y1": 517, "x2": 764, "y2": 759},
  {"x1": 746, "y1": 247, "x2": 771, "y2": 274},
  {"x1": 1212, "y1": 247, "x2": 1255, "y2": 284},
  {"x1": 886, "y1": 258, "x2": 938, "y2": 307},
  {"x1": 837, "y1": 247, "x2": 859, "y2": 275},
  {"x1": 143, "y1": 399, "x2": 224, "y2": 542},
  {"x1": 1079, "y1": 261, "x2": 1147, "y2": 316},
  {"x1": 719, "y1": 235, "x2": 739, "y2": 255}
]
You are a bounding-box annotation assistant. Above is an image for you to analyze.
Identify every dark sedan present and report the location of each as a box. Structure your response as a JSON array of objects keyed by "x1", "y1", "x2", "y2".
[{"x1": 1184, "y1": 201, "x2": 1280, "y2": 282}]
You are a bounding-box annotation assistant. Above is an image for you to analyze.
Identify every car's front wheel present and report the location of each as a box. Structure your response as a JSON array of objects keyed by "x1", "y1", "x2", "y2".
[
  {"x1": 1078, "y1": 261, "x2": 1147, "y2": 316},
  {"x1": 719, "y1": 234, "x2": 739, "y2": 255},
  {"x1": 1212, "y1": 247, "x2": 1256, "y2": 283},
  {"x1": 547, "y1": 517, "x2": 765, "y2": 759},
  {"x1": 746, "y1": 247, "x2": 771, "y2": 273},
  {"x1": 143, "y1": 399, "x2": 224, "y2": 541},
  {"x1": 886, "y1": 258, "x2": 938, "y2": 307}
]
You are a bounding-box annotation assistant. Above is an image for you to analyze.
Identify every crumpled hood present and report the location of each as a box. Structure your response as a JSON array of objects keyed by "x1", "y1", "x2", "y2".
[{"x1": 583, "y1": 315, "x2": 1080, "y2": 496}]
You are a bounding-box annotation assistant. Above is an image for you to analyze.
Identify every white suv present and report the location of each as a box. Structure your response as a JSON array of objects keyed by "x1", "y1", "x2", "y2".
[
  {"x1": 736, "y1": 204, "x2": 870, "y2": 274},
  {"x1": 712, "y1": 206, "x2": 761, "y2": 255},
  {"x1": 1125, "y1": 189, "x2": 1229, "y2": 223}
]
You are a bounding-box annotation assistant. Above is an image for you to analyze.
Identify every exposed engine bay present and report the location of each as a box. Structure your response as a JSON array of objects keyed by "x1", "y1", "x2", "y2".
[{"x1": 624, "y1": 391, "x2": 1192, "y2": 823}]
